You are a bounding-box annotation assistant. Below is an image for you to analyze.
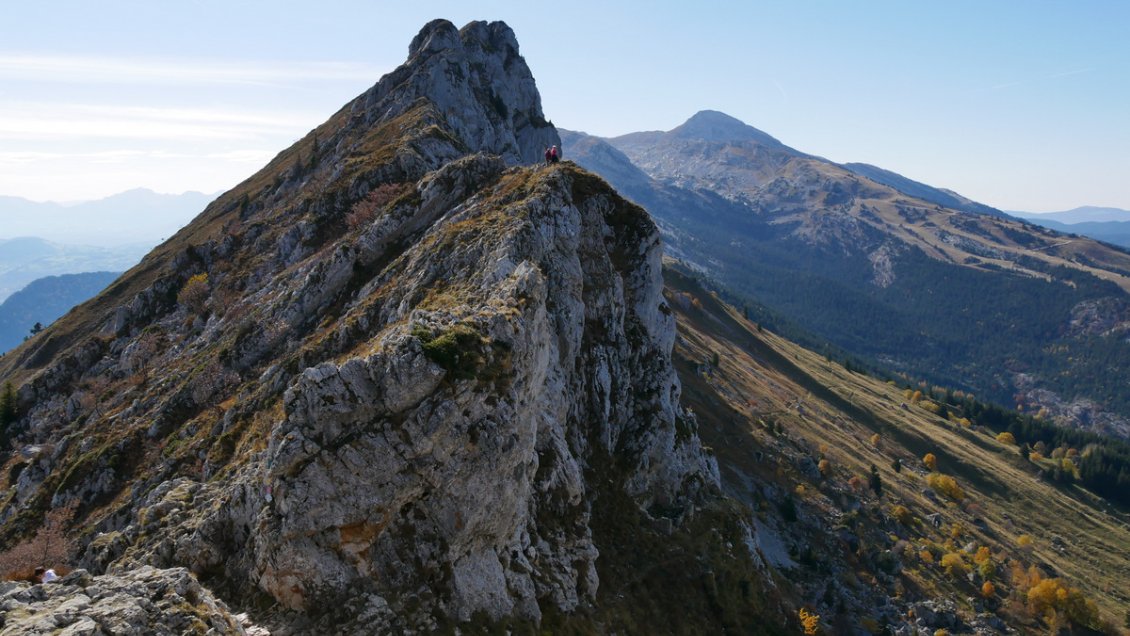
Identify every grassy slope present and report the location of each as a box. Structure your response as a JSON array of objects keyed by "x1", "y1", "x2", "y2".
[{"x1": 665, "y1": 265, "x2": 1130, "y2": 631}]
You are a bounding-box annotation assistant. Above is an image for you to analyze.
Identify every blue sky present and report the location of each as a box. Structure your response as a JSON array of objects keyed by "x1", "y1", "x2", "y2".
[{"x1": 2, "y1": 1, "x2": 1127, "y2": 211}]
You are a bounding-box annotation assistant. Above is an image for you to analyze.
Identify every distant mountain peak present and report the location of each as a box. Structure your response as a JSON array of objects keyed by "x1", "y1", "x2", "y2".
[{"x1": 670, "y1": 110, "x2": 783, "y2": 146}]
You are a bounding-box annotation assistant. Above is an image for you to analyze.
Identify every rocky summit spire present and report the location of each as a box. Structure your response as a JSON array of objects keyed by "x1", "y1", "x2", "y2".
[
  {"x1": 0, "y1": 20, "x2": 771, "y2": 635},
  {"x1": 356, "y1": 18, "x2": 559, "y2": 167}
]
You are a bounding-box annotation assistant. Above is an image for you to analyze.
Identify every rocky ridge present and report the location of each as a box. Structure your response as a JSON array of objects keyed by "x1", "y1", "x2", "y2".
[{"x1": 0, "y1": 20, "x2": 775, "y2": 634}]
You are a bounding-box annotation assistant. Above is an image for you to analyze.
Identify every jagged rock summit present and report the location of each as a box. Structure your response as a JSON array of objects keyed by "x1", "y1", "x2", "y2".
[
  {"x1": 373, "y1": 18, "x2": 559, "y2": 166},
  {"x1": 0, "y1": 20, "x2": 775, "y2": 634}
]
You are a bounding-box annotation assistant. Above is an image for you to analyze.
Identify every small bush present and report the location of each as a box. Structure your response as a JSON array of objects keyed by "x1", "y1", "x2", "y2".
[
  {"x1": 346, "y1": 182, "x2": 411, "y2": 229},
  {"x1": 414, "y1": 324, "x2": 484, "y2": 380},
  {"x1": 996, "y1": 431, "x2": 1016, "y2": 445},
  {"x1": 978, "y1": 559, "x2": 997, "y2": 581},
  {"x1": 918, "y1": 400, "x2": 941, "y2": 414},
  {"x1": 798, "y1": 608, "x2": 820, "y2": 635},
  {"x1": 178, "y1": 273, "x2": 210, "y2": 314},
  {"x1": 891, "y1": 504, "x2": 914, "y2": 526},
  {"x1": 973, "y1": 546, "x2": 991, "y2": 564},
  {"x1": 0, "y1": 502, "x2": 78, "y2": 580}
]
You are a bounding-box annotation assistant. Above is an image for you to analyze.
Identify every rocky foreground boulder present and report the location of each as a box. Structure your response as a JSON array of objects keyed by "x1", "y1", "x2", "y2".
[{"x1": 0, "y1": 567, "x2": 247, "y2": 635}]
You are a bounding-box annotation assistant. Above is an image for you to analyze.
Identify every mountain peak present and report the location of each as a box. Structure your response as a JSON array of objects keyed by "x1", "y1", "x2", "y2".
[
  {"x1": 407, "y1": 19, "x2": 461, "y2": 57},
  {"x1": 364, "y1": 19, "x2": 556, "y2": 167},
  {"x1": 407, "y1": 19, "x2": 521, "y2": 62},
  {"x1": 0, "y1": 20, "x2": 743, "y2": 633},
  {"x1": 670, "y1": 110, "x2": 783, "y2": 146}
]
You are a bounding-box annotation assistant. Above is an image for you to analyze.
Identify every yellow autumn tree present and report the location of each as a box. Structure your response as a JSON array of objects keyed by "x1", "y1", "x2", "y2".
[
  {"x1": 1061, "y1": 458, "x2": 1076, "y2": 476},
  {"x1": 890, "y1": 504, "x2": 914, "y2": 526},
  {"x1": 973, "y1": 546, "x2": 996, "y2": 580},
  {"x1": 996, "y1": 431, "x2": 1016, "y2": 445},
  {"x1": 973, "y1": 546, "x2": 991, "y2": 565},
  {"x1": 940, "y1": 552, "x2": 967, "y2": 578},
  {"x1": 923, "y1": 452, "x2": 937, "y2": 471},
  {"x1": 926, "y1": 473, "x2": 965, "y2": 501},
  {"x1": 981, "y1": 581, "x2": 996, "y2": 598},
  {"x1": 1027, "y1": 579, "x2": 1100, "y2": 627},
  {"x1": 798, "y1": 608, "x2": 820, "y2": 635}
]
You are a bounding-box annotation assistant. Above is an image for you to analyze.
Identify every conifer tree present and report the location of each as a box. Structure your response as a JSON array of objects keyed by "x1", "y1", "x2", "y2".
[
  {"x1": 869, "y1": 464, "x2": 883, "y2": 496},
  {"x1": 0, "y1": 381, "x2": 16, "y2": 450}
]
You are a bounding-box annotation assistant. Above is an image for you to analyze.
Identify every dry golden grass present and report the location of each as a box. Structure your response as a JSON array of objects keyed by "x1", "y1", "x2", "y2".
[{"x1": 665, "y1": 265, "x2": 1130, "y2": 628}]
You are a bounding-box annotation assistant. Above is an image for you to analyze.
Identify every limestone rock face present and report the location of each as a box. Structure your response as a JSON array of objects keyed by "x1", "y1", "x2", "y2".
[
  {"x1": 357, "y1": 19, "x2": 559, "y2": 167},
  {"x1": 0, "y1": 567, "x2": 245, "y2": 636},
  {"x1": 0, "y1": 19, "x2": 730, "y2": 634},
  {"x1": 242, "y1": 163, "x2": 717, "y2": 627}
]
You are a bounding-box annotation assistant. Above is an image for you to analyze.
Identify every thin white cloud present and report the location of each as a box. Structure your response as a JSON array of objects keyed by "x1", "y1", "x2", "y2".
[
  {"x1": 0, "y1": 148, "x2": 276, "y2": 164},
  {"x1": 0, "y1": 54, "x2": 384, "y2": 86},
  {"x1": 0, "y1": 102, "x2": 316, "y2": 141},
  {"x1": 1046, "y1": 68, "x2": 1092, "y2": 80}
]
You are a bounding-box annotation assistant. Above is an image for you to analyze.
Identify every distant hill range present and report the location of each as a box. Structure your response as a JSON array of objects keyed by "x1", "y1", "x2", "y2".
[
  {"x1": 0, "y1": 271, "x2": 119, "y2": 353},
  {"x1": 0, "y1": 237, "x2": 148, "y2": 303},
  {"x1": 0, "y1": 188, "x2": 214, "y2": 247},
  {"x1": 1014, "y1": 206, "x2": 1130, "y2": 249},
  {"x1": 0, "y1": 189, "x2": 211, "y2": 302},
  {"x1": 564, "y1": 110, "x2": 1130, "y2": 439}
]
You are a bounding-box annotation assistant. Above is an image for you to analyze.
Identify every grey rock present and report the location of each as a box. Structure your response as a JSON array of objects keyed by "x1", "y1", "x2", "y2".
[
  {"x1": 0, "y1": 567, "x2": 244, "y2": 635},
  {"x1": 0, "y1": 18, "x2": 738, "y2": 635}
]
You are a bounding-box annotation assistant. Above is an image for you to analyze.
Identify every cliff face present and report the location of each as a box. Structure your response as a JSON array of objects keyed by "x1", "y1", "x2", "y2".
[{"x1": 0, "y1": 20, "x2": 760, "y2": 634}]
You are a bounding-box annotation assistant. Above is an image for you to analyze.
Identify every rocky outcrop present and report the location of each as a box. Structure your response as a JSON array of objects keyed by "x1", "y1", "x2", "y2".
[
  {"x1": 0, "y1": 567, "x2": 245, "y2": 635},
  {"x1": 354, "y1": 19, "x2": 559, "y2": 168},
  {"x1": 0, "y1": 19, "x2": 739, "y2": 635},
  {"x1": 96, "y1": 160, "x2": 722, "y2": 632}
]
